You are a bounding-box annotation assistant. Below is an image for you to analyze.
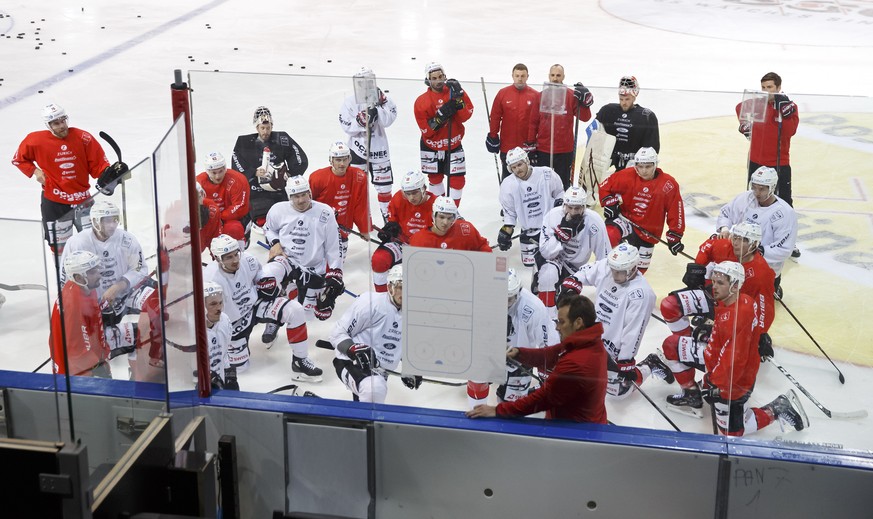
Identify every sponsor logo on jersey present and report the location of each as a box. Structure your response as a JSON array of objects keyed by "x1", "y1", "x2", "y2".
[
  {"x1": 522, "y1": 305, "x2": 533, "y2": 322},
  {"x1": 383, "y1": 343, "x2": 397, "y2": 350},
  {"x1": 528, "y1": 201, "x2": 540, "y2": 209},
  {"x1": 599, "y1": 303, "x2": 613, "y2": 314},
  {"x1": 610, "y1": 286, "x2": 617, "y2": 293},
  {"x1": 642, "y1": 187, "x2": 649, "y2": 193},
  {"x1": 61, "y1": 145, "x2": 68, "y2": 151},
  {"x1": 59, "y1": 162, "x2": 74, "y2": 169},
  {"x1": 440, "y1": 242, "x2": 447, "y2": 249},
  {"x1": 628, "y1": 288, "x2": 644, "y2": 300},
  {"x1": 338, "y1": 200, "x2": 348, "y2": 207},
  {"x1": 292, "y1": 238, "x2": 305, "y2": 245}
]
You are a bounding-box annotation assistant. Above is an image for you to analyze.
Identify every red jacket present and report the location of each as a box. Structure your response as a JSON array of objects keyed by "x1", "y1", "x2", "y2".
[
  {"x1": 309, "y1": 165, "x2": 373, "y2": 238},
  {"x1": 414, "y1": 86, "x2": 474, "y2": 151},
  {"x1": 489, "y1": 84, "x2": 539, "y2": 153},
  {"x1": 705, "y1": 295, "x2": 761, "y2": 400},
  {"x1": 497, "y1": 323, "x2": 608, "y2": 423},
  {"x1": 599, "y1": 167, "x2": 685, "y2": 244},
  {"x1": 196, "y1": 169, "x2": 250, "y2": 224},
  {"x1": 50, "y1": 281, "x2": 110, "y2": 376},
  {"x1": 408, "y1": 220, "x2": 491, "y2": 252},
  {"x1": 527, "y1": 87, "x2": 591, "y2": 154},
  {"x1": 736, "y1": 99, "x2": 798, "y2": 166}
]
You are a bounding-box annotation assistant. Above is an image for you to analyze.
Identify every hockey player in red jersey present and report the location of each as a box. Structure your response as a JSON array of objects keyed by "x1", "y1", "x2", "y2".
[
  {"x1": 196, "y1": 152, "x2": 251, "y2": 248},
  {"x1": 196, "y1": 182, "x2": 222, "y2": 254},
  {"x1": 598, "y1": 147, "x2": 685, "y2": 273},
  {"x1": 309, "y1": 141, "x2": 374, "y2": 261},
  {"x1": 12, "y1": 103, "x2": 127, "y2": 253},
  {"x1": 413, "y1": 62, "x2": 474, "y2": 205},
  {"x1": 408, "y1": 196, "x2": 491, "y2": 252}
]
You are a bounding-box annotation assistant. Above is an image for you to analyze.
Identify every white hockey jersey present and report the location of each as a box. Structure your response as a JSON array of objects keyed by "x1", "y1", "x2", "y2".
[
  {"x1": 539, "y1": 206, "x2": 611, "y2": 271},
  {"x1": 61, "y1": 228, "x2": 148, "y2": 298},
  {"x1": 339, "y1": 94, "x2": 398, "y2": 162},
  {"x1": 206, "y1": 312, "x2": 232, "y2": 381},
  {"x1": 569, "y1": 259, "x2": 656, "y2": 361},
  {"x1": 264, "y1": 199, "x2": 341, "y2": 274},
  {"x1": 716, "y1": 191, "x2": 797, "y2": 276},
  {"x1": 330, "y1": 291, "x2": 403, "y2": 370},
  {"x1": 499, "y1": 166, "x2": 564, "y2": 230},
  {"x1": 508, "y1": 289, "x2": 560, "y2": 350},
  {"x1": 203, "y1": 252, "x2": 264, "y2": 324}
]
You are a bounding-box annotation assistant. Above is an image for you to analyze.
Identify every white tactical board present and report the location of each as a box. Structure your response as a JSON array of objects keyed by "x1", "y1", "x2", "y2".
[{"x1": 402, "y1": 247, "x2": 508, "y2": 383}]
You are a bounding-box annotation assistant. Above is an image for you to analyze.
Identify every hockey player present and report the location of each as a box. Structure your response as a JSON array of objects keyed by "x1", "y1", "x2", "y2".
[
  {"x1": 537, "y1": 186, "x2": 610, "y2": 319},
  {"x1": 659, "y1": 261, "x2": 808, "y2": 436},
  {"x1": 413, "y1": 62, "x2": 474, "y2": 205},
  {"x1": 595, "y1": 76, "x2": 660, "y2": 171},
  {"x1": 231, "y1": 106, "x2": 308, "y2": 229},
  {"x1": 525, "y1": 64, "x2": 594, "y2": 188},
  {"x1": 497, "y1": 147, "x2": 564, "y2": 271},
  {"x1": 204, "y1": 234, "x2": 322, "y2": 382},
  {"x1": 309, "y1": 141, "x2": 374, "y2": 261},
  {"x1": 501, "y1": 268, "x2": 560, "y2": 402},
  {"x1": 485, "y1": 63, "x2": 540, "y2": 180},
  {"x1": 408, "y1": 196, "x2": 491, "y2": 252},
  {"x1": 203, "y1": 281, "x2": 239, "y2": 390},
  {"x1": 12, "y1": 103, "x2": 128, "y2": 253},
  {"x1": 370, "y1": 170, "x2": 436, "y2": 292},
  {"x1": 265, "y1": 177, "x2": 344, "y2": 322},
  {"x1": 197, "y1": 182, "x2": 222, "y2": 253},
  {"x1": 196, "y1": 151, "x2": 250, "y2": 249},
  {"x1": 330, "y1": 265, "x2": 420, "y2": 402},
  {"x1": 716, "y1": 166, "x2": 797, "y2": 297},
  {"x1": 339, "y1": 67, "x2": 399, "y2": 220},
  {"x1": 598, "y1": 147, "x2": 685, "y2": 273},
  {"x1": 560, "y1": 243, "x2": 659, "y2": 398}
]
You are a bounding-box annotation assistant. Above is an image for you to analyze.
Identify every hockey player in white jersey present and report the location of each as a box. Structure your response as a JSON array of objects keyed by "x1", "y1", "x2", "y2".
[
  {"x1": 265, "y1": 176, "x2": 344, "y2": 321},
  {"x1": 497, "y1": 147, "x2": 564, "y2": 269},
  {"x1": 536, "y1": 186, "x2": 611, "y2": 320},
  {"x1": 500, "y1": 268, "x2": 560, "y2": 402},
  {"x1": 204, "y1": 234, "x2": 322, "y2": 382},
  {"x1": 561, "y1": 243, "x2": 659, "y2": 398},
  {"x1": 329, "y1": 265, "x2": 421, "y2": 403},
  {"x1": 203, "y1": 281, "x2": 239, "y2": 390},
  {"x1": 716, "y1": 166, "x2": 797, "y2": 296},
  {"x1": 339, "y1": 67, "x2": 399, "y2": 221}
]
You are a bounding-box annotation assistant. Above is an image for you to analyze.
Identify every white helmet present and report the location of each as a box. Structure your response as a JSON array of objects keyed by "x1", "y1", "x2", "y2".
[
  {"x1": 425, "y1": 62, "x2": 444, "y2": 77},
  {"x1": 285, "y1": 176, "x2": 310, "y2": 197},
  {"x1": 400, "y1": 170, "x2": 427, "y2": 192},
  {"x1": 210, "y1": 234, "x2": 239, "y2": 259},
  {"x1": 328, "y1": 141, "x2": 351, "y2": 159},
  {"x1": 204, "y1": 281, "x2": 223, "y2": 299},
  {"x1": 205, "y1": 152, "x2": 226, "y2": 170},
  {"x1": 618, "y1": 75, "x2": 640, "y2": 97},
  {"x1": 42, "y1": 103, "x2": 67, "y2": 124},
  {"x1": 730, "y1": 222, "x2": 762, "y2": 246},
  {"x1": 253, "y1": 106, "x2": 273, "y2": 126},
  {"x1": 507, "y1": 268, "x2": 523, "y2": 298},
  {"x1": 607, "y1": 243, "x2": 640, "y2": 274},
  {"x1": 90, "y1": 200, "x2": 121, "y2": 237},
  {"x1": 354, "y1": 66, "x2": 374, "y2": 78},
  {"x1": 634, "y1": 147, "x2": 658, "y2": 165},
  {"x1": 63, "y1": 250, "x2": 100, "y2": 286},
  {"x1": 749, "y1": 166, "x2": 778, "y2": 197},
  {"x1": 505, "y1": 147, "x2": 530, "y2": 169},
  {"x1": 563, "y1": 186, "x2": 588, "y2": 207},
  {"x1": 712, "y1": 261, "x2": 745, "y2": 289},
  {"x1": 387, "y1": 264, "x2": 403, "y2": 285},
  {"x1": 432, "y1": 196, "x2": 458, "y2": 221}
]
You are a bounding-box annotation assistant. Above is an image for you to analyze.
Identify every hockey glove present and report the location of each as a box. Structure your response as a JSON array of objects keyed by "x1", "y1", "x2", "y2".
[
  {"x1": 402, "y1": 375, "x2": 423, "y2": 390},
  {"x1": 497, "y1": 225, "x2": 514, "y2": 251},
  {"x1": 666, "y1": 230, "x2": 684, "y2": 256},
  {"x1": 738, "y1": 122, "x2": 752, "y2": 140},
  {"x1": 692, "y1": 318, "x2": 713, "y2": 344},
  {"x1": 106, "y1": 323, "x2": 138, "y2": 359},
  {"x1": 555, "y1": 213, "x2": 585, "y2": 242},
  {"x1": 522, "y1": 142, "x2": 537, "y2": 154},
  {"x1": 773, "y1": 94, "x2": 796, "y2": 118},
  {"x1": 559, "y1": 277, "x2": 584, "y2": 297},
  {"x1": 377, "y1": 221, "x2": 402, "y2": 244},
  {"x1": 573, "y1": 83, "x2": 594, "y2": 108},
  {"x1": 256, "y1": 276, "x2": 280, "y2": 300},
  {"x1": 96, "y1": 161, "x2": 129, "y2": 196},
  {"x1": 700, "y1": 374, "x2": 720, "y2": 404},
  {"x1": 324, "y1": 268, "x2": 344, "y2": 301},
  {"x1": 614, "y1": 359, "x2": 638, "y2": 383},
  {"x1": 349, "y1": 343, "x2": 377, "y2": 373},
  {"x1": 210, "y1": 371, "x2": 225, "y2": 390},
  {"x1": 367, "y1": 105, "x2": 379, "y2": 125},
  {"x1": 376, "y1": 88, "x2": 388, "y2": 107},
  {"x1": 485, "y1": 134, "x2": 501, "y2": 154},
  {"x1": 446, "y1": 78, "x2": 464, "y2": 99},
  {"x1": 436, "y1": 101, "x2": 460, "y2": 120},
  {"x1": 314, "y1": 293, "x2": 335, "y2": 321},
  {"x1": 682, "y1": 263, "x2": 707, "y2": 289},
  {"x1": 758, "y1": 332, "x2": 774, "y2": 362},
  {"x1": 601, "y1": 194, "x2": 622, "y2": 221}
]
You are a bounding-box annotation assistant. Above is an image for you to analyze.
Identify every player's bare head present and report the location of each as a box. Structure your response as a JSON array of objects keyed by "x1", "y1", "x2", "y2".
[
  {"x1": 90, "y1": 200, "x2": 121, "y2": 241},
  {"x1": 204, "y1": 281, "x2": 224, "y2": 321},
  {"x1": 253, "y1": 106, "x2": 273, "y2": 140},
  {"x1": 507, "y1": 268, "x2": 522, "y2": 308},
  {"x1": 328, "y1": 141, "x2": 351, "y2": 174},
  {"x1": 431, "y1": 196, "x2": 458, "y2": 235},
  {"x1": 760, "y1": 72, "x2": 782, "y2": 91},
  {"x1": 425, "y1": 62, "x2": 446, "y2": 91},
  {"x1": 387, "y1": 264, "x2": 403, "y2": 309},
  {"x1": 711, "y1": 261, "x2": 744, "y2": 300},
  {"x1": 400, "y1": 170, "x2": 427, "y2": 205},
  {"x1": 633, "y1": 147, "x2": 658, "y2": 180},
  {"x1": 64, "y1": 250, "x2": 101, "y2": 290},
  {"x1": 729, "y1": 222, "x2": 762, "y2": 260},
  {"x1": 607, "y1": 243, "x2": 640, "y2": 285},
  {"x1": 548, "y1": 64, "x2": 565, "y2": 84},
  {"x1": 512, "y1": 63, "x2": 529, "y2": 89},
  {"x1": 204, "y1": 152, "x2": 227, "y2": 183},
  {"x1": 749, "y1": 166, "x2": 778, "y2": 203},
  {"x1": 211, "y1": 234, "x2": 241, "y2": 273},
  {"x1": 556, "y1": 293, "x2": 595, "y2": 340},
  {"x1": 563, "y1": 186, "x2": 587, "y2": 218},
  {"x1": 285, "y1": 176, "x2": 312, "y2": 212},
  {"x1": 42, "y1": 103, "x2": 69, "y2": 138}
]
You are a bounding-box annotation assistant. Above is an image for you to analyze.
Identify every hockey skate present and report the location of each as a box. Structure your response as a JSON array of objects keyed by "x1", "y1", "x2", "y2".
[
  {"x1": 292, "y1": 356, "x2": 323, "y2": 383},
  {"x1": 638, "y1": 352, "x2": 675, "y2": 384},
  {"x1": 261, "y1": 322, "x2": 280, "y2": 349},
  {"x1": 666, "y1": 383, "x2": 704, "y2": 418},
  {"x1": 766, "y1": 389, "x2": 809, "y2": 432}
]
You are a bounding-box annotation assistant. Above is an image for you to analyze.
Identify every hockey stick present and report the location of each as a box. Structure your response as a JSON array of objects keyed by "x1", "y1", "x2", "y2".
[
  {"x1": 632, "y1": 380, "x2": 683, "y2": 432},
  {"x1": 775, "y1": 298, "x2": 845, "y2": 384},
  {"x1": 267, "y1": 383, "x2": 321, "y2": 397},
  {"x1": 99, "y1": 131, "x2": 122, "y2": 162},
  {"x1": 0, "y1": 282, "x2": 47, "y2": 291},
  {"x1": 766, "y1": 358, "x2": 866, "y2": 420},
  {"x1": 570, "y1": 105, "x2": 581, "y2": 188},
  {"x1": 623, "y1": 218, "x2": 695, "y2": 262},
  {"x1": 506, "y1": 357, "x2": 544, "y2": 385},
  {"x1": 255, "y1": 241, "x2": 359, "y2": 298},
  {"x1": 490, "y1": 233, "x2": 520, "y2": 251},
  {"x1": 338, "y1": 224, "x2": 381, "y2": 246},
  {"x1": 32, "y1": 357, "x2": 52, "y2": 373},
  {"x1": 480, "y1": 77, "x2": 502, "y2": 186}
]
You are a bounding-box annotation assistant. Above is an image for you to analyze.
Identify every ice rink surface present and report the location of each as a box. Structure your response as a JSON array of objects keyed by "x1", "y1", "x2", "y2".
[{"x1": 1, "y1": 1, "x2": 872, "y2": 452}]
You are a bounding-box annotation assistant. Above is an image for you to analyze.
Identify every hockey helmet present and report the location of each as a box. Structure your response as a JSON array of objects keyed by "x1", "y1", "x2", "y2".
[
  {"x1": 729, "y1": 222, "x2": 763, "y2": 246},
  {"x1": 505, "y1": 147, "x2": 530, "y2": 169},
  {"x1": 204, "y1": 281, "x2": 223, "y2": 299},
  {"x1": 400, "y1": 170, "x2": 427, "y2": 192},
  {"x1": 328, "y1": 141, "x2": 351, "y2": 159},
  {"x1": 253, "y1": 106, "x2": 273, "y2": 126},
  {"x1": 712, "y1": 261, "x2": 745, "y2": 289},
  {"x1": 285, "y1": 176, "x2": 311, "y2": 197},
  {"x1": 634, "y1": 147, "x2": 658, "y2": 165},
  {"x1": 204, "y1": 152, "x2": 226, "y2": 170},
  {"x1": 749, "y1": 166, "x2": 778, "y2": 197},
  {"x1": 387, "y1": 264, "x2": 403, "y2": 285},
  {"x1": 507, "y1": 268, "x2": 523, "y2": 298},
  {"x1": 210, "y1": 234, "x2": 239, "y2": 259},
  {"x1": 64, "y1": 250, "x2": 100, "y2": 286},
  {"x1": 42, "y1": 103, "x2": 67, "y2": 124},
  {"x1": 354, "y1": 66, "x2": 375, "y2": 78},
  {"x1": 425, "y1": 62, "x2": 444, "y2": 77},
  {"x1": 607, "y1": 243, "x2": 640, "y2": 274},
  {"x1": 618, "y1": 75, "x2": 640, "y2": 97},
  {"x1": 432, "y1": 196, "x2": 458, "y2": 220},
  {"x1": 90, "y1": 200, "x2": 121, "y2": 237},
  {"x1": 563, "y1": 186, "x2": 588, "y2": 207}
]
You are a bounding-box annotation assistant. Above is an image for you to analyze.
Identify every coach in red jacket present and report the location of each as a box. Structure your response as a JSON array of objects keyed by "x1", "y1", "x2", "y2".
[{"x1": 466, "y1": 293, "x2": 608, "y2": 423}]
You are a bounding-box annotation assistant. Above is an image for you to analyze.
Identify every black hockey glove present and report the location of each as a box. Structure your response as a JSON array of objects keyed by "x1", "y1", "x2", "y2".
[
  {"x1": 436, "y1": 101, "x2": 460, "y2": 120},
  {"x1": 96, "y1": 161, "x2": 129, "y2": 196},
  {"x1": 701, "y1": 375, "x2": 720, "y2": 405},
  {"x1": 210, "y1": 371, "x2": 225, "y2": 390},
  {"x1": 497, "y1": 225, "x2": 514, "y2": 251},
  {"x1": 256, "y1": 276, "x2": 280, "y2": 300},
  {"x1": 446, "y1": 78, "x2": 464, "y2": 99},
  {"x1": 601, "y1": 194, "x2": 622, "y2": 221},
  {"x1": 323, "y1": 268, "x2": 344, "y2": 300},
  {"x1": 224, "y1": 367, "x2": 240, "y2": 390},
  {"x1": 573, "y1": 83, "x2": 594, "y2": 108},
  {"x1": 692, "y1": 318, "x2": 713, "y2": 344},
  {"x1": 773, "y1": 94, "x2": 796, "y2": 118},
  {"x1": 666, "y1": 230, "x2": 684, "y2": 256},
  {"x1": 485, "y1": 134, "x2": 500, "y2": 154},
  {"x1": 367, "y1": 105, "x2": 379, "y2": 125},
  {"x1": 377, "y1": 221, "x2": 402, "y2": 243},
  {"x1": 758, "y1": 332, "x2": 774, "y2": 362},
  {"x1": 198, "y1": 204, "x2": 211, "y2": 229},
  {"x1": 555, "y1": 213, "x2": 585, "y2": 242},
  {"x1": 348, "y1": 343, "x2": 377, "y2": 373},
  {"x1": 682, "y1": 263, "x2": 707, "y2": 289},
  {"x1": 402, "y1": 375, "x2": 423, "y2": 390}
]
